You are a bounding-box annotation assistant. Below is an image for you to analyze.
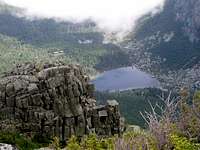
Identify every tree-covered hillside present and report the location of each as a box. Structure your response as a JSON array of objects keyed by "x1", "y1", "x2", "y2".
[
  {"x1": 0, "y1": 33, "x2": 73, "y2": 74},
  {"x1": 95, "y1": 88, "x2": 164, "y2": 127}
]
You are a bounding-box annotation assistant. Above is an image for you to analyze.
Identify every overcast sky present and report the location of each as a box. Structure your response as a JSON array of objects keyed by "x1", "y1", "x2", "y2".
[{"x1": 3, "y1": 0, "x2": 165, "y2": 32}]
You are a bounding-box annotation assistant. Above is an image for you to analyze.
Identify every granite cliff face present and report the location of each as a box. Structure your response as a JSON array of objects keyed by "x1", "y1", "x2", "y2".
[{"x1": 0, "y1": 62, "x2": 124, "y2": 141}]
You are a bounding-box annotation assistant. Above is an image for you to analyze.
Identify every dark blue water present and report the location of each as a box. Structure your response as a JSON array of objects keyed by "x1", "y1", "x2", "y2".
[{"x1": 92, "y1": 66, "x2": 160, "y2": 91}]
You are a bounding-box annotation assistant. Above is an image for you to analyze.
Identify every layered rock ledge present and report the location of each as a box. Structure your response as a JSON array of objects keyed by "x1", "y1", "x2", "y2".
[{"x1": 0, "y1": 62, "x2": 124, "y2": 141}]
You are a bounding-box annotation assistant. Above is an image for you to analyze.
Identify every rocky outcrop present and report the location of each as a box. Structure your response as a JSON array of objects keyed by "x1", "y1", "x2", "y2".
[{"x1": 0, "y1": 62, "x2": 124, "y2": 141}]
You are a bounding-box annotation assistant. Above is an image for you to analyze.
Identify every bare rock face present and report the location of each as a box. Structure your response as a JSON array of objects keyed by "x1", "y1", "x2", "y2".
[{"x1": 0, "y1": 62, "x2": 124, "y2": 141}]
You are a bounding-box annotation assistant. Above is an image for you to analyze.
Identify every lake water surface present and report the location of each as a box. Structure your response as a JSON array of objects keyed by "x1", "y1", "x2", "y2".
[{"x1": 92, "y1": 66, "x2": 160, "y2": 91}]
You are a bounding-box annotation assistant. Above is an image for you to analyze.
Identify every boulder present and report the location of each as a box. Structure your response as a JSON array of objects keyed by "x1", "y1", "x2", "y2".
[{"x1": 0, "y1": 143, "x2": 18, "y2": 150}]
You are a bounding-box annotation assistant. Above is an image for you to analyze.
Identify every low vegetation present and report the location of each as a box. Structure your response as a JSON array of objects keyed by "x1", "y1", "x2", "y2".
[{"x1": 0, "y1": 131, "x2": 49, "y2": 150}]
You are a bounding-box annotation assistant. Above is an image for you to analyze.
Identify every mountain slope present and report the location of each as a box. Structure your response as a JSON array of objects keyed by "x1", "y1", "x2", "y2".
[
  {"x1": 127, "y1": 0, "x2": 200, "y2": 71},
  {"x1": 120, "y1": 0, "x2": 200, "y2": 89}
]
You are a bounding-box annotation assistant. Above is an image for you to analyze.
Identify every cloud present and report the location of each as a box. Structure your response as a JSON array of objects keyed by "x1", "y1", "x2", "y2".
[{"x1": 3, "y1": 0, "x2": 165, "y2": 33}]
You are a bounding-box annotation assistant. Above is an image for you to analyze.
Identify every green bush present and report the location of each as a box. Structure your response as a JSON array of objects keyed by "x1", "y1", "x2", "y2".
[
  {"x1": 65, "y1": 134, "x2": 114, "y2": 150},
  {"x1": 80, "y1": 134, "x2": 114, "y2": 150},
  {"x1": 0, "y1": 132, "x2": 40, "y2": 150},
  {"x1": 49, "y1": 137, "x2": 61, "y2": 150},
  {"x1": 170, "y1": 134, "x2": 200, "y2": 150},
  {"x1": 66, "y1": 135, "x2": 81, "y2": 150}
]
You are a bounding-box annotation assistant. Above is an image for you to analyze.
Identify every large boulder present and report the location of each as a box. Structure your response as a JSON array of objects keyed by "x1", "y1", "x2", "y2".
[{"x1": 0, "y1": 62, "x2": 124, "y2": 141}]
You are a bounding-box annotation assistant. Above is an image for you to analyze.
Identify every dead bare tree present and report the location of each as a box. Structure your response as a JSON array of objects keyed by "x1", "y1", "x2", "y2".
[{"x1": 140, "y1": 92, "x2": 179, "y2": 150}]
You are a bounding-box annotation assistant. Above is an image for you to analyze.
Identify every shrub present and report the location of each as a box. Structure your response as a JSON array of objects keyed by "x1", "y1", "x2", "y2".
[
  {"x1": 115, "y1": 131, "x2": 158, "y2": 150},
  {"x1": 80, "y1": 134, "x2": 114, "y2": 150},
  {"x1": 66, "y1": 135, "x2": 81, "y2": 150},
  {"x1": 170, "y1": 134, "x2": 200, "y2": 150},
  {"x1": 49, "y1": 137, "x2": 61, "y2": 150},
  {"x1": 178, "y1": 89, "x2": 200, "y2": 140}
]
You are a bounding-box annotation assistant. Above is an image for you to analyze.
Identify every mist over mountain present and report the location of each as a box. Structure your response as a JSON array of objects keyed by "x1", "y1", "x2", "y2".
[{"x1": 2, "y1": 0, "x2": 164, "y2": 35}]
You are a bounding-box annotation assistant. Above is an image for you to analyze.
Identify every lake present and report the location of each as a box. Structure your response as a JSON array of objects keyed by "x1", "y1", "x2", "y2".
[{"x1": 92, "y1": 66, "x2": 160, "y2": 91}]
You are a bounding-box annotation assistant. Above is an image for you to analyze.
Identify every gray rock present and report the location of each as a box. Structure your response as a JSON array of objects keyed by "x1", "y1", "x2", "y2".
[
  {"x1": 98, "y1": 110, "x2": 108, "y2": 117},
  {"x1": 107, "y1": 100, "x2": 119, "y2": 107},
  {"x1": 27, "y1": 83, "x2": 38, "y2": 93},
  {"x1": 0, "y1": 143, "x2": 18, "y2": 150},
  {"x1": 0, "y1": 62, "x2": 124, "y2": 141}
]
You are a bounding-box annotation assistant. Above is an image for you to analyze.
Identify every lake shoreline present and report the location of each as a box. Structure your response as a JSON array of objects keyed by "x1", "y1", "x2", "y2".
[{"x1": 92, "y1": 66, "x2": 161, "y2": 91}]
